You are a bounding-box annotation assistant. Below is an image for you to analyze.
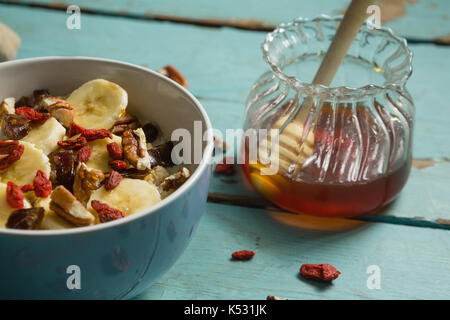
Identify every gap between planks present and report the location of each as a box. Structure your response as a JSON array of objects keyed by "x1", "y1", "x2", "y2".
[
  {"x1": 1, "y1": 0, "x2": 450, "y2": 46},
  {"x1": 207, "y1": 193, "x2": 450, "y2": 231}
]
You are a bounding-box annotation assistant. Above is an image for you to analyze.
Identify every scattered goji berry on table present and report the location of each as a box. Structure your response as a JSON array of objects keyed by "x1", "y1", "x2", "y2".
[
  {"x1": 33, "y1": 170, "x2": 52, "y2": 198},
  {"x1": 109, "y1": 160, "x2": 127, "y2": 171},
  {"x1": 6, "y1": 181, "x2": 24, "y2": 209},
  {"x1": 91, "y1": 200, "x2": 126, "y2": 223},
  {"x1": 231, "y1": 250, "x2": 255, "y2": 261},
  {"x1": 76, "y1": 145, "x2": 92, "y2": 163},
  {"x1": 82, "y1": 128, "x2": 112, "y2": 141},
  {"x1": 67, "y1": 122, "x2": 85, "y2": 138},
  {"x1": 105, "y1": 170, "x2": 123, "y2": 191},
  {"x1": 15, "y1": 107, "x2": 50, "y2": 125},
  {"x1": 57, "y1": 136, "x2": 87, "y2": 150},
  {"x1": 299, "y1": 263, "x2": 341, "y2": 282},
  {"x1": 107, "y1": 142, "x2": 123, "y2": 160},
  {"x1": 215, "y1": 156, "x2": 235, "y2": 176}
]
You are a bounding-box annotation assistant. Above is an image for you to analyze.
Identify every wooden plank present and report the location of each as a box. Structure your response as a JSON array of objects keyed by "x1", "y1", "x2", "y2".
[
  {"x1": 134, "y1": 202, "x2": 450, "y2": 299},
  {"x1": 5, "y1": 0, "x2": 450, "y2": 41},
  {"x1": 0, "y1": 5, "x2": 449, "y2": 225}
]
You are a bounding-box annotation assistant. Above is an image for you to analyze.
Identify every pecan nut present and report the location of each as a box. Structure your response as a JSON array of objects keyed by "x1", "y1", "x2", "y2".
[
  {"x1": 111, "y1": 114, "x2": 141, "y2": 136},
  {"x1": 50, "y1": 185, "x2": 95, "y2": 226},
  {"x1": 43, "y1": 97, "x2": 74, "y2": 127},
  {"x1": 158, "y1": 65, "x2": 188, "y2": 88},
  {"x1": 160, "y1": 167, "x2": 190, "y2": 199}
]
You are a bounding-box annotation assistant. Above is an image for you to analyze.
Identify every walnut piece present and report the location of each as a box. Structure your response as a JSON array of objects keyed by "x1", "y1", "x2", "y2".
[
  {"x1": 122, "y1": 129, "x2": 151, "y2": 171},
  {"x1": 73, "y1": 163, "x2": 105, "y2": 203},
  {"x1": 50, "y1": 185, "x2": 95, "y2": 226},
  {"x1": 111, "y1": 114, "x2": 141, "y2": 135}
]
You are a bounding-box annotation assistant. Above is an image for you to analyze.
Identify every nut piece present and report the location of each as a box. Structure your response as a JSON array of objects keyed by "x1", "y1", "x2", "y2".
[
  {"x1": 160, "y1": 167, "x2": 190, "y2": 199},
  {"x1": 111, "y1": 114, "x2": 141, "y2": 136},
  {"x1": 122, "y1": 129, "x2": 151, "y2": 170},
  {"x1": 158, "y1": 65, "x2": 188, "y2": 88},
  {"x1": 50, "y1": 185, "x2": 95, "y2": 226},
  {"x1": 145, "y1": 165, "x2": 169, "y2": 186},
  {"x1": 0, "y1": 97, "x2": 15, "y2": 117},
  {"x1": 73, "y1": 163, "x2": 105, "y2": 202},
  {"x1": 43, "y1": 97, "x2": 74, "y2": 127}
]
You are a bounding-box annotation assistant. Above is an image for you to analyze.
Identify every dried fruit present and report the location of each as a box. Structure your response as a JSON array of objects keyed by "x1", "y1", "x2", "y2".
[
  {"x1": 111, "y1": 114, "x2": 141, "y2": 136},
  {"x1": 73, "y1": 163, "x2": 105, "y2": 202},
  {"x1": 57, "y1": 136, "x2": 87, "y2": 150},
  {"x1": 15, "y1": 107, "x2": 50, "y2": 125},
  {"x1": 91, "y1": 200, "x2": 125, "y2": 223},
  {"x1": 82, "y1": 128, "x2": 112, "y2": 142},
  {"x1": 118, "y1": 168, "x2": 150, "y2": 179},
  {"x1": 148, "y1": 141, "x2": 174, "y2": 168},
  {"x1": 299, "y1": 264, "x2": 341, "y2": 282},
  {"x1": 107, "y1": 142, "x2": 123, "y2": 160},
  {"x1": 76, "y1": 145, "x2": 92, "y2": 163},
  {"x1": 15, "y1": 96, "x2": 31, "y2": 108},
  {"x1": 108, "y1": 160, "x2": 127, "y2": 171},
  {"x1": 1, "y1": 114, "x2": 31, "y2": 140},
  {"x1": 105, "y1": 170, "x2": 122, "y2": 191},
  {"x1": 158, "y1": 65, "x2": 188, "y2": 88},
  {"x1": 142, "y1": 123, "x2": 158, "y2": 142},
  {"x1": 231, "y1": 250, "x2": 255, "y2": 261},
  {"x1": 51, "y1": 150, "x2": 76, "y2": 191},
  {"x1": 67, "y1": 122, "x2": 85, "y2": 138},
  {"x1": 215, "y1": 157, "x2": 235, "y2": 175},
  {"x1": 32, "y1": 89, "x2": 50, "y2": 110},
  {"x1": 6, "y1": 207, "x2": 44, "y2": 230},
  {"x1": 50, "y1": 185, "x2": 95, "y2": 226},
  {"x1": 0, "y1": 141, "x2": 25, "y2": 170},
  {"x1": 33, "y1": 170, "x2": 52, "y2": 198},
  {"x1": 20, "y1": 184, "x2": 34, "y2": 193},
  {"x1": 6, "y1": 181, "x2": 24, "y2": 209}
]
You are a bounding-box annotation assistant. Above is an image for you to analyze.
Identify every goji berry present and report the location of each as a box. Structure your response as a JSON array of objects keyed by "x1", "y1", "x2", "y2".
[
  {"x1": 0, "y1": 143, "x2": 24, "y2": 170},
  {"x1": 107, "y1": 142, "x2": 123, "y2": 160},
  {"x1": 82, "y1": 128, "x2": 112, "y2": 141},
  {"x1": 215, "y1": 156, "x2": 235, "y2": 176},
  {"x1": 231, "y1": 250, "x2": 255, "y2": 261},
  {"x1": 91, "y1": 200, "x2": 125, "y2": 223},
  {"x1": 76, "y1": 145, "x2": 92, "y2": 163},
  {"x1": 109, "y1": 160, "x2": 127, "y2": 171},
  {"x1": 67, "y1": 122, "x2": 85, "y2": 138},
  {"x1": 105, "y1": 170, "x2": 122, "y2": 191},
  {"x1": 15, "y1": 107, "x2": 50, "y2": 125},
  {"x1": 57, "y1": 136, "x2": 87, "y2": 150},
  {"x1": 20, "y1": 184, "x2": 34, "y2": 193},
  {"x1": 33, "y1": 170, "x2": 52, "y2": 198},
  {"x1": 299, "y1": 264, "x2": 341, "y2": 282},
  {"x1": 6, "y1": 181, "x2": 24, "y2": 209}
]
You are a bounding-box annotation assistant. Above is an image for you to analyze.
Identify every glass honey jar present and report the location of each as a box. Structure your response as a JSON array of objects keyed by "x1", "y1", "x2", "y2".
[{"x1": 242, "y1": 16, "x2": 414, "y2": 217}]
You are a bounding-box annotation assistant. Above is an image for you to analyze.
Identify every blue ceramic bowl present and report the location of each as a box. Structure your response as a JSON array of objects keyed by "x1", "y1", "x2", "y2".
[{"x1": 0, "y1": 57, "x2": 214, "y2": 299}]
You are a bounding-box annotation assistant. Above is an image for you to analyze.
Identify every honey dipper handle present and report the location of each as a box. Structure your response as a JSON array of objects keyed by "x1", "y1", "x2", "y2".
[{"x1": 313, "y1": 0, "x2": 374, "y2": 86}]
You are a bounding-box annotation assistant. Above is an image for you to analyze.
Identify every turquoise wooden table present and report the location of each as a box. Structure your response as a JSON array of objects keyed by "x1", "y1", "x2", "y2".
[{"x1": 1, "y1": 0, "x2": 449, "y2": 299}]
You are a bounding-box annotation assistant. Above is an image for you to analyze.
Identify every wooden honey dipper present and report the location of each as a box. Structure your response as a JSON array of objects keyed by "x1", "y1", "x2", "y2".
[{"x1": 259, "y1": 0, "x2": 374, "y2": 176}]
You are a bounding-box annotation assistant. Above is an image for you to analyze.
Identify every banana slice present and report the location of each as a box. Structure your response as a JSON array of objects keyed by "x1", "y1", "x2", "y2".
[
  {"x1": 86, "y1": 134, "x2": 122, "y2": 172},
  {"x1": 22, "y1": 117, "x2": 66, "y2": 155},
  {"x1": 0, "y1": 182, "x2": 32, "y2": 228},
  {"x1": 34, "y1": 197, "x2": 73, "y2": 230},
  {"x1": 87, "y1": 178, "x2": 160, "y2": 217},
  {"x1": 67, "y1": 79, "x2": 128, "y2": 130},
  {"x1": 0, "y1": 141, "x2": 51, "y2": 186}
]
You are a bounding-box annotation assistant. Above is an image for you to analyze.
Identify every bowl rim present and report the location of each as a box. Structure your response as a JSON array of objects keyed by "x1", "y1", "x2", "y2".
[{"x1": 0, "y1": 56, "x2": 214, "y2": 237}]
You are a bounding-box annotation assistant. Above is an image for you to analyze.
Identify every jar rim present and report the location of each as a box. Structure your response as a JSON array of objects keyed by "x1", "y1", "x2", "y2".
[{"x1": 262, "y1": 15, "x2": 413, "y2": 98}]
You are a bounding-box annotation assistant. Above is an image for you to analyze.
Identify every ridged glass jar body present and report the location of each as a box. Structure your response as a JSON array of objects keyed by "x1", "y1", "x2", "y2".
[{"x1": 242, "y1": 16, "x2": 414, "y2": 217}]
